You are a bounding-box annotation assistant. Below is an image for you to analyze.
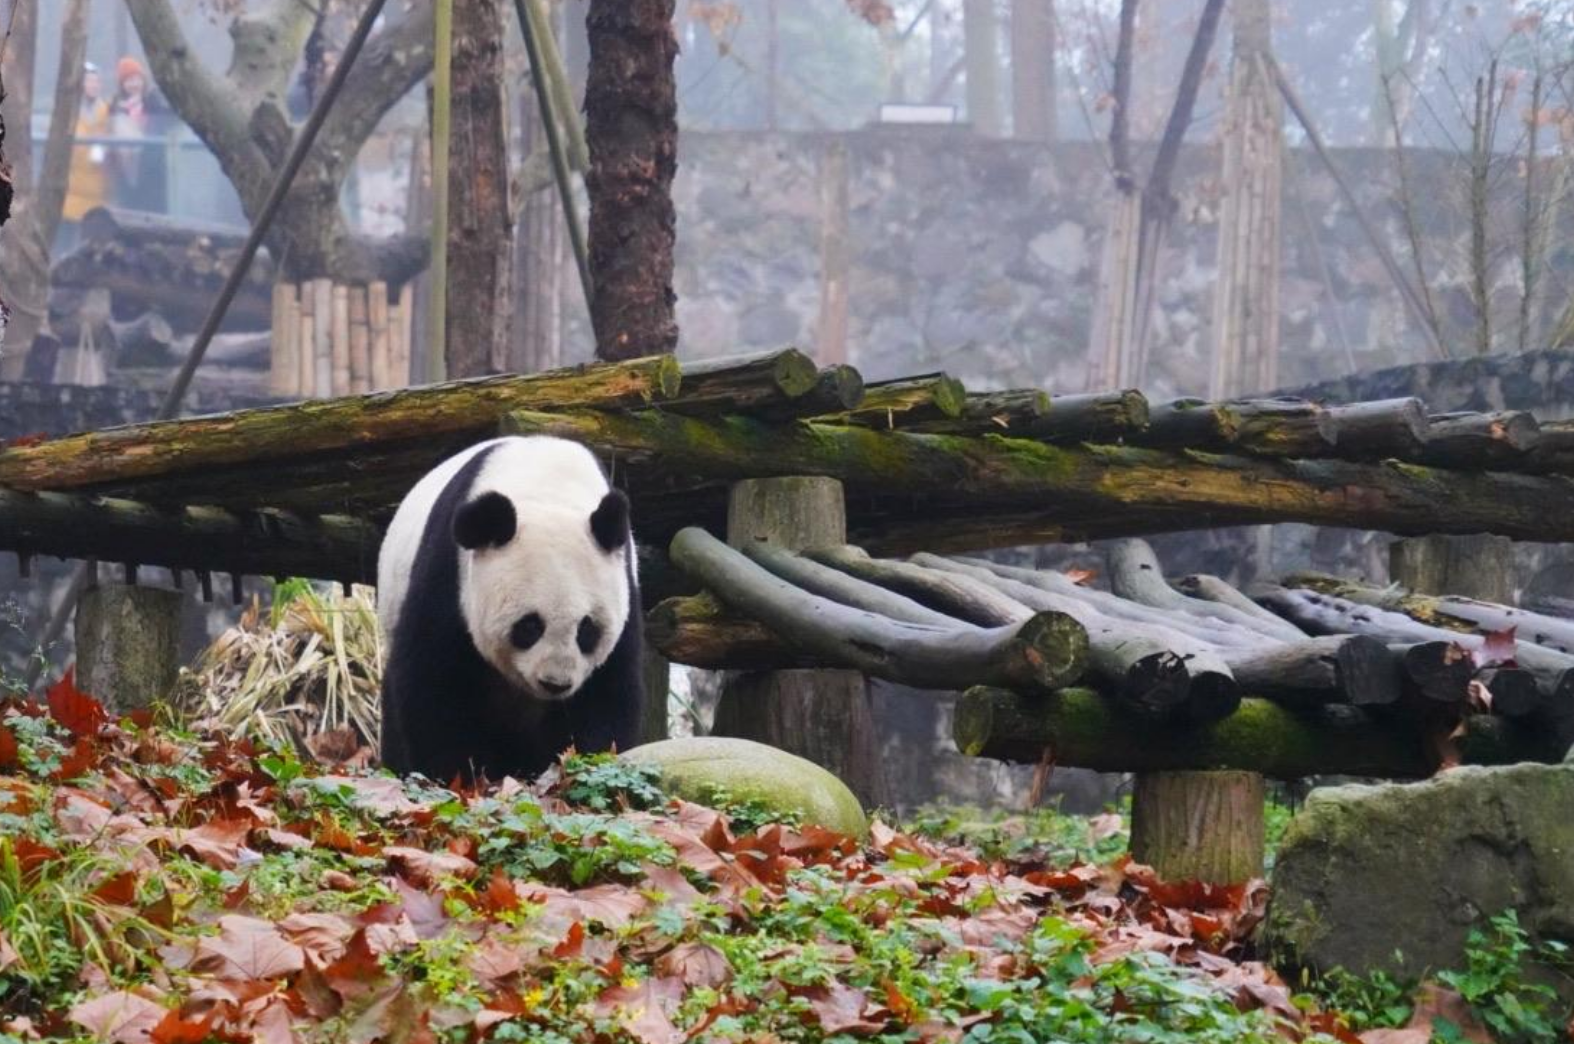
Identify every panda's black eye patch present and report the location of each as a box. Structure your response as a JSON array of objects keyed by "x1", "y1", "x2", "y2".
[
  {"x1": 576, "y1": 616, "x2": 602, "y2": 654},
  {"x1": 511, "y1": 613, "x2": 545, "y2": 650}
]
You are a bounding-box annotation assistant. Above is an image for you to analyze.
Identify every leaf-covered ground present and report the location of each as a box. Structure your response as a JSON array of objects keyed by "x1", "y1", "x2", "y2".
[{"x1": 0, "y1": 675, "x2": 1442, "y2": 1044}]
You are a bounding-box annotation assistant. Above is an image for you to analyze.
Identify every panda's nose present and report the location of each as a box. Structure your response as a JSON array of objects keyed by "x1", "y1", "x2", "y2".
[{"x1": 540, "y1": 678, "x2": 571, "y2": 696}]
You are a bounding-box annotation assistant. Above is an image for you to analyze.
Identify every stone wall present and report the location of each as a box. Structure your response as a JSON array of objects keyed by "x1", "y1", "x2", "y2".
[
  {"x1": 670, "y1": 130, "x2": 1568, "y2": 402},
  {"x1": 0, "y1": 381, "x2": 273, "y2": 440}
]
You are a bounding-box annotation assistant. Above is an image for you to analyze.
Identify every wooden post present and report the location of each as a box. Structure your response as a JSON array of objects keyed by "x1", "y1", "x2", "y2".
[
  {"x1": 75, "y1": 582, "x2": 183, "y2": 713},
  {"x1": 368, "y1": 281, "x2": 390, "y2": 390},
  {"x1": 1391, "y1": 534, "x2": 1515, "y2": 604},
  {"x1": 814, "y1": 139, "x2": 850, "y2": 366},
  {"x1": 396, "y1": 282, "x2": 414, "y2": 387},
  {"x1": 312, "y1": 278, "x2": 333, "y2": 397},
  {"x1": 640, "y1": 646, "x2": 669, "y2": 745},
  {"x1": 711, "y1": 477, "x2": 888, "y2": 806},
  {"x1": 331, "y1": 283, "x2": 352, "y2": 396},
  {"x1": 1208, "y1": 0, "x2": 1282, "y2": 398},
  {"x1": 1130, "y1": 770, "x2": 1266, "y2": 883},
  {"x1": 270, "y1": 281, "x2": 299, "y2": 396},
  {"x1": 348, "y1": 286, "x2": 371, "y2": 394},
  {"x1": 297, "y1": 282, "x2": 316, "y2": 397}
]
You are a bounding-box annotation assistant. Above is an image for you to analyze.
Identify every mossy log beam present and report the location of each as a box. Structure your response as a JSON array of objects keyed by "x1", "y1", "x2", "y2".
[
  {"x1": 953, "y1": 686, "x2": 1553, "y2": 778},
  {"x1": 0, "y1": 487, "x2": 379, "y2": 585},
  {"x1": 896, "y1": 389, "x2": 1051, "y2": 437},
  {"x1": 754, "y1": 364, "x2": 865, "y2": 420},
  {"x1": 0, "y1": 355, "x2": 684, "y2": 492},
  {"x1": 1286, "y1": 571, "x2": 1574, "y2": 655},
  {"x1": 1136, "y1": 397, "x2": 1337, "y2": 458},
  {"x1": 667, "y1": 527, "x2": 1090, "y2": 692},
  {"x1": 646, "y1": 593, "x2": 831, "y2": 670},
  {"x1": 812, "y1": 374, "x2": 967, "y2": 429},
  {"x1": 664, "y1": 349, "x2": 822, "y2": 414},
  {"x1": 497, "y1": 409, "x2": 1574, "y2": 546}
]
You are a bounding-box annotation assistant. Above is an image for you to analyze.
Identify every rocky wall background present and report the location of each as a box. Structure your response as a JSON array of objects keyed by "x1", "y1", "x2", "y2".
[{"x1": 669, "y1": 130, "x2": 1569, "y2": 399}]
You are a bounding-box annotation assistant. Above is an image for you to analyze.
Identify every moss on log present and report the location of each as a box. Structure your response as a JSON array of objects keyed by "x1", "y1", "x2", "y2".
[
  {"x1": 897, "y1": 389, "x2": 1051, "y2": 437},
  {"x1": 813, "y1": 374, "x2": 967, "y2": 429},
  {"x1": 666, "y1": 348, "x2": 820, "y2": 414},
  {"x1": 1137, "y1": 397, "x2": 1337, "y2": 458},
  {"x1": 499, "y1": 408, "x2": 1574, "y2": 546},
  {"x1": 953, "y1": 686, "x2": 1550, "y2": 778},
  {"x1": 0, "y1": 355, "x2": 683, "y2": 492}
]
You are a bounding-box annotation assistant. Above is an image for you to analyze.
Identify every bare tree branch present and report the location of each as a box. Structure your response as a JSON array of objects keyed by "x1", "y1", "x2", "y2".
[
  {"x1": 1108, "y1": 0, "x2": 1136, "y2": 186},
  {"x1": 1145, "y1": 0, "x2": 1225, "y2": 200},
  {"x1": 34, "y1": 0, "x2": 90, "y2": 249}
]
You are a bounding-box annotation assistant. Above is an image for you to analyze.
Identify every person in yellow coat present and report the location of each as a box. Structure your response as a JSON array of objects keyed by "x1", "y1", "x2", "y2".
[{"x1": 60, "y1": 62, "x2": 112, "y2": 253}]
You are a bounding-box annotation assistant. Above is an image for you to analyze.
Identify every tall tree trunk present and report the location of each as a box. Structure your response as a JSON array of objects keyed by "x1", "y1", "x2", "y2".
[
  {"x1": 963, "y1": 0, "x2": 1002, "y2": 136},
  {"x1": 445, "y1": 0, "x2": 513, "y2": 378},
  {"x1": 1010, "y1": 0, "x2": 1056, "y2": 142},
  {"x1": 585, "y1": 0, "x2": 679, "y2": 360},
  {"x1": 1087, "y1": 0, "x2": 1225, "y2": 390},
  {"x1": 1208, "y1": 0, "x2": 1281, "y2": 398},
  {"x1": 510, "y1": 76, "x2": 566, "y2": 375},
  {"x1": 0, "y1": 0, "x2": 89, "y2": 380}
]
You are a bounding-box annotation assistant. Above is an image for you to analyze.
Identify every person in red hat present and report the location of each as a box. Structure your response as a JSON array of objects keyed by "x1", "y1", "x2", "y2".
[{"x1": 109, "y1": 55, "x2": 172, "y2": 212}]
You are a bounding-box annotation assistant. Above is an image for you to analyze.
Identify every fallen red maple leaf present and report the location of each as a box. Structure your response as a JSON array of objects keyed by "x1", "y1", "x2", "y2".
[
  {"x1": 193, "y1": 915, "x2": 307, "y2": 981},
  {"x1": 47, "y1": 667, "x2": 108, "y2": 738},
  {"x1": 803, "y1": 981, "x2": 886, "y2": 1035},
  {"x1": 655, "y1": 941, "x2": 731, "y2": 989},
  {"x1": 592, "y1": 976, "x2": 686, "y2": 1044},
  {"x1": 68, "y1": 990, "x2": 166, "y2": 1043},
  {"x1": 0, "y1": 721, "x2": 17, "y2": 770}
]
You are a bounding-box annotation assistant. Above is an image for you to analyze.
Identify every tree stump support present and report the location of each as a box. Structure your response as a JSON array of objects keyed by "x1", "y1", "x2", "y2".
[
  {"x1": 1391, "y1": 534, "x2": 1515, "y2": 604},
  {"x1": 1130, "y1": 770, "x2": 1266, "y2": 883},
  {"x1": 711, "y1": 477, "x2": 888, "y2": 806},
  {"x1": 74, "y1": 580, "x2": 182, "y2": 713}
]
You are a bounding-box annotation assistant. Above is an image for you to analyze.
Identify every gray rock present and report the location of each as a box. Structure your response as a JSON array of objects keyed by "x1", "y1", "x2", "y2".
[{"x1": 1265, "y1": 763, "x2": 1574, "y2": 986}]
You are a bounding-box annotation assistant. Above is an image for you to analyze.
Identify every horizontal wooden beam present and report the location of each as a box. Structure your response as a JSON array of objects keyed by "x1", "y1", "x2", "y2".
[
  {"x1": 0, "y1": 487, "x2": 380, "y2": 585},
  {"x1": 953, "y1": 685, "x2": 1558, "y2": 779},
  {"x1": 501, "y1": 408, "x2": 1574, "y2": 545},
  {"x1": 0, "y1": 355, "x2": 684, "y2": 493}
]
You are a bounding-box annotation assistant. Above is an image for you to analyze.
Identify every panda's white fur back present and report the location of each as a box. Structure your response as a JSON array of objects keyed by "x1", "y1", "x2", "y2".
[{"x1": 378, "y1": 436, "x2": 623, "y2": 644}]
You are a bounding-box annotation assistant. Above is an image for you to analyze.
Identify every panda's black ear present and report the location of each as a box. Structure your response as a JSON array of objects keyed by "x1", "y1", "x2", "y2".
[
  {"x1": 454, "y1": 492, "x2": 516, "y2": 549},
  {"x1": 589, "y1": 489, "x2": 630, "y2": 553}
]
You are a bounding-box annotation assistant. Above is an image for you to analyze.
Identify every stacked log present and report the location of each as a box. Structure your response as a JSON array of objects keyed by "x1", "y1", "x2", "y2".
[
  {"x1": 270, "y1": 280, "x2": 413, "y2": 398},
  {"x1": 648, "y1": 531, "x2": 1569, "y2": 776}
]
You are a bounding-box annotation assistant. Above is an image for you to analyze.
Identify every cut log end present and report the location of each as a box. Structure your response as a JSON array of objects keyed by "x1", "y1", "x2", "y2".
[{"x1": 1014, "y1": 611, "x2": 1093, "y2": 691}]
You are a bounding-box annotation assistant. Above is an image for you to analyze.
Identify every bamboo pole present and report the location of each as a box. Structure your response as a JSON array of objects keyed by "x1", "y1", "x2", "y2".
[
  {"x1": 297, "y1": 284, "x2": 316, "y2": 397},
  {"x1": 395, "y1": 282, "x2": 414, "y2": 388},
  {"x1": 348, "y1": 287, "x2": 370, "y2": 395},
  {"x1": 270, "y1": 282, "x2": 298, "y2": 397},
  {"x1": 331, "y1": 283, "x2": 351, "y2": 396},
  {"x1": 368, "y1": 281, "x2": 390, "y2": 390},
  {"x1": 312, "y1": 277, "x2": 333, "y2": 397},
  {"x1": 428, "y1": 0, "x2": 453, "y2": 383}
]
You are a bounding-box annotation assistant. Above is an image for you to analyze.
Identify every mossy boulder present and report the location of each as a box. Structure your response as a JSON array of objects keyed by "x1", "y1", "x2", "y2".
[
  {"x1": 1265, "y1": 762, "x2": 1574, "y2": 989},
  {"x1": 621, "y1": 737, "x2": 868, "y2": 838}
]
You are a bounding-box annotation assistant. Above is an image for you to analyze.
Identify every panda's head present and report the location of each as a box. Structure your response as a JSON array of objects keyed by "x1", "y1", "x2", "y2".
[{"x1": 451, "y1": 485, "x2": 631, "y2": 702}]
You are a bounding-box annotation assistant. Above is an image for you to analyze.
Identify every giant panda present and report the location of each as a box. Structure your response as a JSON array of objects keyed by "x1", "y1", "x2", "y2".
[{"x1": 376, "y1": 435, "x2": 644, "y2": 783}]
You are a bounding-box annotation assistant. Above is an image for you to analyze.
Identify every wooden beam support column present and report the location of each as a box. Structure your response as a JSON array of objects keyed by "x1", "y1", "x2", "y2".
[
  {"x1": 75, "y1": 581, "x2": 182, "y2": 712},
  {"x1": 711, "y1": 477, "x2": 888, "y2": 806}
]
